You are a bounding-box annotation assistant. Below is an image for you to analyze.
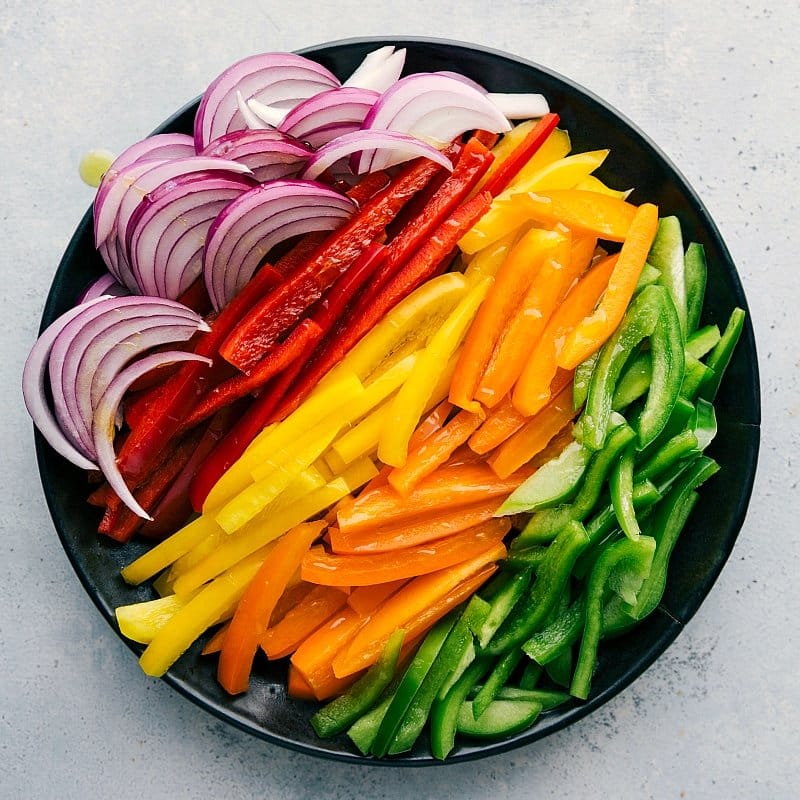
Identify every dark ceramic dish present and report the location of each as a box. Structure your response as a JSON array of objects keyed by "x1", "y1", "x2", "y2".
[{"x1": 35, "y1": 37, "x2": 760, "y2": 764}]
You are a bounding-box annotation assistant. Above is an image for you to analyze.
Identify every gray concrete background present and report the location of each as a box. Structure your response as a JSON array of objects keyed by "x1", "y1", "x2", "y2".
[{"x1": 2, "y1": 2, "x2": 797, "y2": 798}]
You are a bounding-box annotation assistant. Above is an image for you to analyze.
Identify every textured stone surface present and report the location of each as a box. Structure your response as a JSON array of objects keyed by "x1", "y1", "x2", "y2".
[{"x1": 2, "y1": 1, "x2": 797, "y2": 797}]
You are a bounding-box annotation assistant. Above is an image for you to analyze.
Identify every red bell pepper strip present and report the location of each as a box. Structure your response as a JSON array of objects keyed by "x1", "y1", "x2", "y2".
[
  {"x1": 357, "y1": 137, "x2": 493, "y2": 308},
  {"x1": 270, "y1": 191, "x2": 493, "y2": 422},
  {"x1": 346, "y1": 170, "x2": 392, "y2": 205},
  {"x1": 176, "y1": 276, "x2": 213, "y2": 316},
  {"x1": 115, "y1": 266, "x2": 284, "y2": 483},
  {"x1": 178, "y1": 318, "x2": 323, "y2": 432},
  {"x1": 272, "y1": 232, "x2": 327, "y2": 277},
  {"x1": 98, "y1": 427, "x2": 204, "y2": 543},
  {"x1": 473, "y1": 129, "x2": 501, "y2": 149},
  {"x1": 218, "y1": 153, "x2": 455, "y2": 373},
  {"x1": 481, "y1": 113, "x2": 560, "y2": 197}
]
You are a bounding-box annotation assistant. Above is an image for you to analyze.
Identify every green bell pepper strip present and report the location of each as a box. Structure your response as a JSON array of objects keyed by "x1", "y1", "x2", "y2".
[
  {"x1": 544, "y1": 643, "x2": 573, "y2": 688},
  {"x1": 573, "y1": 350, "x2": 599, "y2": 410},
  {"x1": 522, "y1": 595, "x2": 585, "y2": 664},
  {"x1": 698, "y1": 307, "x2": 746, "y2": 402},
  {"x1": 581, "y1": 284, "x2": 684, "y2": 451},
  {"x1": 505, "y1": 545, "x2": 548, "y2": 571},
  {"x1": 430, "y1": 656, "x2": 493, "y2": 759},
  {"x1": 475, "y1": 567, "x2": 533, "y2": 649},
  {"x1": 495, "y1": 441, "x2": 592, "y2": 516},
  {"x1": 516, "y1": 421, "x2": 635, "y2": 545},
  {"x1": 387, "y1": 596, "x2": 489, "y2": 755},
  {"x1": 680, "y1": 354, "x2": 713, "y2": 400},
  {"x1": 347, "y1": 685, "x2": 398, "y2": 755},
  {"x1": 486, "y1": 521, "x2": 590, "y2": 655},
  {"x1": 683, "y1": 242, "x2": 708, "y2": 334},
  {"x1": 635, "y1": 262, "x2": 662, "y2": 292},
  {"x1": 651, "y1": 216, "x2": 687, "y2": 337},
  {"x1": 472, "y1": 649, "x2": 524, "y2": 719},
  {"x1": 638, "y1": 396, "x2": 694, "y2": 465},
  {"x1": 610, "y1": 444, "x2": 641, "y2": 540},
  {"x1": 634, "y1": 430, "x2": 700, "y2": 483},
  {"x1": 571, "y1": 536, "x2": 656, "y2": 700},
  {"x1": 685, "y1": 324, "x2": 721, "y2": 359},
  {"x1": 311, "y1": 628, "x2": 405, "y2": 738},
  {"x1": 612, "y1": 325, "x2": 720, "y2": 411},
  {"x1": 456, "y1": 698, "x2": 542, "y2": 739},
  {"x1": 437, "y1": 641, "x2": 476, "y2": 703},
  {"x1": 518, "y1": 661, "x2": 543, "y2": 689},
  {"x1": 625, "y1": 456, "x2": 720, "y2": 620},
  {"x1": 370, "y1": 615, "x2": 456, "y2": 757},
  {"x1": 490, "y1": 686, "x2": 570, "y2": 709},
  {"x1": 692, "y1": 398, "x2": 717, "y2": 451}
]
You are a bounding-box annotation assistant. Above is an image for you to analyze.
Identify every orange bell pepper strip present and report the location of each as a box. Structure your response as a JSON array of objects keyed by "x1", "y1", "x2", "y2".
[
  {"x1": 488, "y1": 382, "x2": 578, "y2": 479},
  {"x1": 302, "y1": 519, "x2": 510, "y2": 587},
  {"x1": 387, "y1": 409, "x2": 483, "y2": 497},
  {"x1": 217, "y1": 520, "x2": 325, "y2": 695},
  {"x1": 513, "y1": 254, "x2": 619, "y2": 416},
  {"x1": 449, "y1": 227, "x2": 560, "y2": 413},
  {"x1": 469, "y1": 369, "x2": 574, "y2": 455},
  {"x1": 515, "y1": 190, "x2": 639, "y2": 242},
  {"x1": 261, "y1": 585, "x2": 350, "y2": 659},
  {"x1": 201, "y1": 621, "x2": 230, "y2": 656},
  {"x1": 475, "y1": 228, "x2": 578, "y2": 408},
  {"x1": 330, "y1": 499, "x2": 504, "y2": 555},
  {"x1": 287, "y1": 664, "x2": 318, "y2": 701},
  {"x1": 335, "y1": 463, "x2": 525, "y2": 536},
  {"x1": 346, "y1": 580, "x2": 409, "y2": 615},
  {"x1": 557, "y1": 202, "x2": 660, "y2": 369},
  {"x1": 331, "y1": 545, "x2": 505, "y2": 677}
]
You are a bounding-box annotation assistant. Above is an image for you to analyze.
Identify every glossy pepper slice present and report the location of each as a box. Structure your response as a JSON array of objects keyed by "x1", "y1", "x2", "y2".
[
  {"x1": 698, "y1": 307, "x2": 746, "y2": 402},
  {"x1": 456, "y1": 698, "x2": 542, "y2": 739},
  {"x1": 311, "y1": 628, "x2": 406, "y2": 738},
  {"x1": 571, "y1": 536, "x2": 656, "y2": 699}
]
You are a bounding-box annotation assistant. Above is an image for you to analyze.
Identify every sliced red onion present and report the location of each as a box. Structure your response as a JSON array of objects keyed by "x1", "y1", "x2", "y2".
[
  {"x1": 203, "y1": 179, "x2": 356, "y2": 310},
  {"x1": 303, "y1": 129, "x2": 453, "y2": 181},
  {"x1": 237, "y1": 90, "x2": 270, "y2": 130},
  {"x1": 343, "y1": 46, "x2": 406, "y2": 92},
  {"x1": 77, "y1": 273, "x2": 128, "y2": 303},
  {"x1": 47, "y1": 296, "x2": 206, "y2": 455},
  {"x1": 486, "y1": 92, "x2": 550, "y2": 119},
  {"x1": 435, "y1": 71, "x2": 487, "y2": 93},
  {"x1": 194, "y1": 53, "x2": 340, "y2": 151},
  {"x1": 278, "y1": 87, "x2": 378, "y2": 148},
  {"x1": 246, "y1": 97, "x2": 288, "y2": 128},
  {"x1": 359, "y1": 73, "x2": 511, "y2": 172},
  {"x1": 23, "y1": 299, "x2": 107, "y2": 469},
  {"x1": 93, "y1": 136, "x2": 195, "y2": 242},
  {"x1": 200, "y1": 129, "x2": 312, "y2": 182},
  {"x1": 93, "y1": 351, "x2": 212, "y2": 519},
  {"x1": 127, "y1": 172, "x2": 254, "y2": 299}
]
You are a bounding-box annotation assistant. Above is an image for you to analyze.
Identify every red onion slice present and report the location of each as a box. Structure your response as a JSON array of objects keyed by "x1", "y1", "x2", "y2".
[
  {"x1": 359, "y1": 73, "x2": 511, "y2": 172},
  {"x1": 77, "y1": 273, "x2": 128, "y2": 303},
  {"x1": 48, "y1": 297, "x2": 206, "y2": 455},
  {"x1": 200, "y1": 129, "x2": 312, "y2": 182},
  {"x1": 278, "y1": 87, "x2": 379, "y2": 148},
  {"x1": 303, "y1": 129, "x2": 453, "y2": 181},
  {"x1": 246, "y1": 98, "x2": 287, "y2": 128},
  {"x1": 203, "y1": 179, "x2": 356, "y2": 310},
  {"x1": 343, "y1": 46, "x2": 406, "y2": 92},
  {"x1": 194, "y1": 53, "x2": 340, "y2": 150},
  {"x1": 22, "y1": 299, "x2": 106, "y2": 469},
  {"x1": 93, "y1": 351, "x2": 212, "y2": 519},
  {"x1": 486, "y1": 92, "x2": 550, "y2": 119},
  {"x1": 127, "y1": 172, "x2": 254, "y2": 298},
  {"x1": 237, "y1": 90, "x2": 270, "y2": 130}
]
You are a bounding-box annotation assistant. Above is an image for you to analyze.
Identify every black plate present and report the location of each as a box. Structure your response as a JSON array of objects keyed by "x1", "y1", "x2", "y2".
[{"x1": 35, "y1": 37, "x2": 761, "y2": 765}]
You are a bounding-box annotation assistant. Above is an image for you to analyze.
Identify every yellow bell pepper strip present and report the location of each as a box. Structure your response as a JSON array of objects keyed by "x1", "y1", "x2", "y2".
[
  {"x1": 121, "y1": 513, "x2": 219, "y2": 586},
  {"x1": 557, "y1": 202, "x2": 660, "y2": 370},
  {"x1": 217, "y1": 520, "x2": 325, "y2": 695},
  {"x1": 172, "y1": 477, "x2": 353, "y2": 597},
  {"x1": 311, "y1": 628, "x2": 406, "y2": 738},
  {"x1": 512, "y1": 254, "x2": 618, "y2": 417},
  {"x1": 332, "y1": 546, "x2": 504, "y2": 678},
  {"x1": 379, "y1": 276, "x2": 493, "y2": 467},
  {"x1": 574, "y1": 174, "x2": 631, "y2": 199},
  {"x1": 138, "y1": 545, "x2": 274, "y2": 677},
  {"x1": 514, "y1": 189, "x2": 639, "y2": 242},
  {"x1": 115, "y1": 594, "x2": 191, "y2": 644},
  {"x1": 488, "y1": 382, "x2": 578, "y2": 480},
  {"x1": 476, "y1": 228, "x2": 577, "y2": 408},
  {"x1": 463, "y1": 232, "x2": 518, "y2": 285},
  {"x1": 450, "y1": 228, "x2": 558, "y2": 414}
]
